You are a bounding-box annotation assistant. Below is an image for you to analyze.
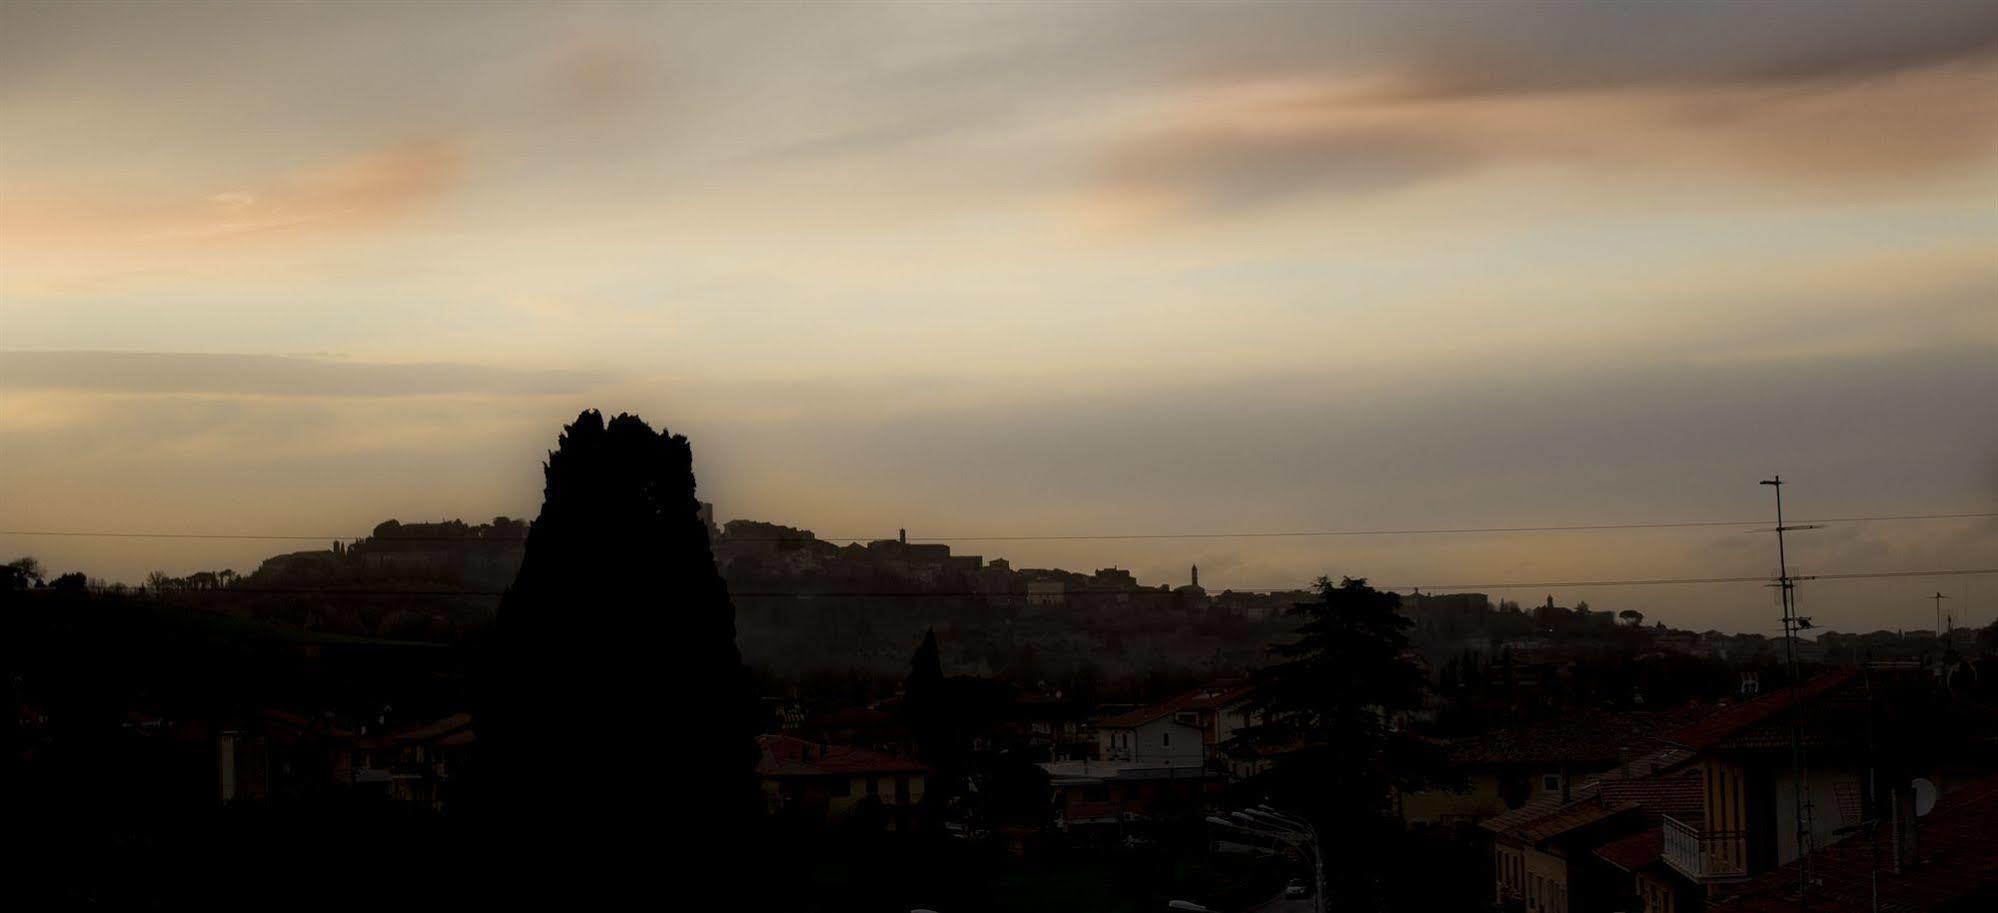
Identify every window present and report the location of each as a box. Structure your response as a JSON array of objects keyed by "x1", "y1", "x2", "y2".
[
  {"x1": 1542, "y1": 774, "x2": 1562, "y2": 792},
  {"x1": 828, "y1": 778, "x2": 852, "y2": 797},
  {"x1": 1082, "y1": 785, "x2": 1109, "y2": 802},
  {"x1": 866, "y1": 775, "x2": 880, "y2": 796},
  {"x1": 1162, "y1": 731, "x2": 1171, "y2": 748}
]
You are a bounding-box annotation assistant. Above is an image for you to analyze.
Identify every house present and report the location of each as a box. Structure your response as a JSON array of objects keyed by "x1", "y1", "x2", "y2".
[
  {"x1": 1010, "y1": 689, "x2": 1092, "y2": 761},
  {"x1": 370, "y1": 713, "x2": 475, "y2": 813},
  {"x1": 259, "y1": 709, "x2": 476, "y2": 812},
  {"x1": 756, "y1": 734, "x2": 929, "y2": 831},
  {"x1": 1590, "y1": 664, "x2": 1998, "y2": 913},
  {"x1": 1707, "y1": 772, "x2": 1998, "y2": 913},
  {"x1": 1091, "y1": 681, "x2": 1256, "y2": 770},
  {"x1": 1483, "y1": 747, "x2": 1705, "y2": 913},
  {"x1": 1094, "y1": 704, "x2": 1206, "y2": 767},
  {"x1": 1040, "y1": 758, "x2": 1226, "y2": 841},
  {"x1": 1655, "y1": 668, "x2": 1870, "y2": 891},
  {"x1": 1488, "y1": 792, "x2": 1643, "y2": 913}
]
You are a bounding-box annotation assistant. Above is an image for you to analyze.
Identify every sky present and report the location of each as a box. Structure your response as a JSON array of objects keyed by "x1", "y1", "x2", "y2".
[{"x1": 2, "y1": 1, "x2": 1995, "y2": 633}]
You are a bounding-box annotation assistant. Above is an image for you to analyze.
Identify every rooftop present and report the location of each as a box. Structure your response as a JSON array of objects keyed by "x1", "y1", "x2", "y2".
[
  {"x1": 1040, "y1": 758, "x2": 1221, "y2": 783},
  {"x1": 1095, "y1": 681, "x2": 1254, "y2": 729},
  {"x1": 1450, "y1": 705, "x2": 1712, "y2": 768},
  {"x1": 1665, "y1": 667, "x2": 1860, "y2": 752},
  {"x1": 1593, "y1": 828, "x2": 1665, "y2": 872},
  {"x1": 755, "y1": 734, "x2": 928, "y2": 778}
]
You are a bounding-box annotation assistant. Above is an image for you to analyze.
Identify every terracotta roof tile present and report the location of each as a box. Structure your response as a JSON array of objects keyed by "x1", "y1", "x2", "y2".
[
  {"x1": 1594, "y1": 828, "x2": 1664, "y2": 872},
  {"x1": 756, "y1": 734, "x2": 929, "y2": 777},
  {"x1": 1516, "y1": 799, "x2": 1639, "y2": 844},
  {"x1": 1096, "y1": 681, "x2": 1253, "y2": 729},
  {"x1": 1451, "y1": 706, "x2": 1712, "y2": 767},
  {"x1": 1666, "y1": 668, "x2": 1860, "y2": 751}
]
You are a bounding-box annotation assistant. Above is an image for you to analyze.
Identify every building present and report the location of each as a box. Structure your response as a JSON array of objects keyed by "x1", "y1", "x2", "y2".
[
  {"x1": 1483, "y1": 746, "x2": 1706, "y2": 913},
  {"x1": 756, "y1": 734, "x2": 929, "y2": 831},
  {"x1": 1025, "y1": 578, "x2": 1065, "y2": 608},
  {"x1": 1539, "y1": 664, "x2": 1998, "y2": 913},
  {"x1": 1040, "y1": 758, "x2": 1226, "y2": 840},
  {"x1": 1704, "y1": 772, "x2": 1998, "y2": 913},
  {"x1": 1090, "y1": 682, "x2": 1254, "y2": 769}
]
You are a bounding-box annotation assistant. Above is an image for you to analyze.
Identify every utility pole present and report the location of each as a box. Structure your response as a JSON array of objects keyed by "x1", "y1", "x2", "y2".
[
  {"x1": 1762, "y1": 476, "x2": 1815, "y2": 910},
  {"x1": 1930, "y1": 592, "x2": 1948, "y2": 638}
]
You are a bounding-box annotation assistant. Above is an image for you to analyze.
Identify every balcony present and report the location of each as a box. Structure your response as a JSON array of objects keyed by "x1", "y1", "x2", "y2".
[{"x1": 1661, "y1": 815, "x2": 1748, "y2": 881}]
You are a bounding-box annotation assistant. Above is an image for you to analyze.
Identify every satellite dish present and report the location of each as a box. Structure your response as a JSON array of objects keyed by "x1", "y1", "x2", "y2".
[{"x1": 1912, "y1": 778, "x2": 1937, "y2": 818}]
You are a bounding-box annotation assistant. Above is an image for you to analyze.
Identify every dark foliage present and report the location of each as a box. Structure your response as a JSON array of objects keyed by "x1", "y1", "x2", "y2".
[
  {"x1": 476, "y1": 410, "x2": 758, "y2": 899},
  {"x1": 1230, "y1": 576, "x2": 1455, "y2": 909}
]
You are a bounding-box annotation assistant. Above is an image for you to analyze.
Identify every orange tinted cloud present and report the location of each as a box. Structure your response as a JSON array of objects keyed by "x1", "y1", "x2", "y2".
[
  {"x1": 2, "y1": 138, "x2": 462, "y2": 247},
  {"x1": 1098, "y1": 56, "x2": 1998, "y2": 216}
]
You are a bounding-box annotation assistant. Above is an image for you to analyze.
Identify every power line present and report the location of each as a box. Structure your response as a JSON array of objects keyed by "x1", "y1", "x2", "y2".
[
  {"x1": 1379, "y1": 567, "x2": 1998, "y2": 592},
  {"x1": 3, "y1": 510, "x2": 1992, "y2": 544},
  {"x1": 86, "y1": 567, "x2": 1998, "y2": 598}
]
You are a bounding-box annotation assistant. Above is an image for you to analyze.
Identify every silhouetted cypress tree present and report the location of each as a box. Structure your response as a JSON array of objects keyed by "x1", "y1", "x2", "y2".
[{"x1": 480, "y1": 410, "x2": 756, "y2": 899}]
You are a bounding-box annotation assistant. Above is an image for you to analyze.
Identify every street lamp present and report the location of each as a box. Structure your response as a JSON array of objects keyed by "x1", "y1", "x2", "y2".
[{"x1": 1204, "y1": 808, "x2": 1326, "y2": 913}]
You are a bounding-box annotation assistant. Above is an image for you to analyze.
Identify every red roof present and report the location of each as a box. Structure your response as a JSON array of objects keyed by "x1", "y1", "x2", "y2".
[
  {"x1": 1451, "y1": 706, "x2": 1712, "y2": 767},
  {"x1": 755, "y1": 734, "x2": 929, "y2": 777},
  {"x1": 1711, "y1": 774, "x2": 1998, "y2": 913},
  {"x1": 1515, "y1": 798, "x2": 1639, "y2": 844},
  {"x1": 1482, "y1": 791, "x2": 1580, "y2": 837},
  {"x1": 1096, "y1": 681, "x2": 1253, "y2": 729},
  {"x1": 1666, "y1": 668, "x2": 1859, "y2": 751},
  {"x1": 261, "y1": 708, "x2": 355, "y2": 742},
  {"x1": 1594, "y1": 828, "x2": 1664, "y2": 872},
  {"x1": 389, "y1": 713, "x2": 472, "y2": 745},
  {"x1": 1600, "y1": 766, "x2": 1705, "y2": 825}
]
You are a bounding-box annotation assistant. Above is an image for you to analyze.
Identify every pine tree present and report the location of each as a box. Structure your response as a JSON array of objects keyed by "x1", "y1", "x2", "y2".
[{"x1": 1230, "y1": 576, "x2": 1452, "y2": 908}]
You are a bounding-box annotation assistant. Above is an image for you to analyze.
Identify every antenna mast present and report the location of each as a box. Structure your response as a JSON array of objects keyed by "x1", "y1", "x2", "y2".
[{"x1": 1762, "y1": 476, "x2": 1814, "y2": 909}]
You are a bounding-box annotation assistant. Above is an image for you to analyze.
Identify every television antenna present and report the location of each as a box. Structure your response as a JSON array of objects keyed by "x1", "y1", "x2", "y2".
[{"x1": 1761, "y1": 476, "x2": 1818, "y2": 907}]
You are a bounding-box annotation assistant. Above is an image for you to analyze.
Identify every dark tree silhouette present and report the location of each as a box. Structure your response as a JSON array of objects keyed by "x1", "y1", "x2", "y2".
[
  {"x1": 1230, "y1": 576, "x2": 1454, "y2": 909},
  {"x1": 479, "y1": 410, "x2": 757, "y2": 899},
  {"x1": 902, "y1": 628, "x2": 958, "y2": 807},
  {"x1": 6, "y1": 556, "x2": 43, "y2": 588}
]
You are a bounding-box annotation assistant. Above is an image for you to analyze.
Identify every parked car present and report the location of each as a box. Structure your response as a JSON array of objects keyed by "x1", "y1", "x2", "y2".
[{"x1": 1285, "y1": 878, "x2": 1309, "y2": 899}]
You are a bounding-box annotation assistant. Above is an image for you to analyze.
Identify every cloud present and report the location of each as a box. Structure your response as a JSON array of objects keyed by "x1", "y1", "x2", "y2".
[
  {"x1": 2, "y1": 139, "x2": 462, "y2": 246},
  {"x1": 1094, "y1": 53, "x2": 1998, "y2": 217},
  {"x1": 0, "y1": 351, "x2": 610, "y2": 398},
  {"x1": 1358, "y1": 1, "x2": 1998, "y2": 101}
]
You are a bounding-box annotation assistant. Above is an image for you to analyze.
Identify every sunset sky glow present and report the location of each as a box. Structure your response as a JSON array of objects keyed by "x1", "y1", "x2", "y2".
[{"x1": 3, "y1": 1, "x2": 1995, "y2": 631}]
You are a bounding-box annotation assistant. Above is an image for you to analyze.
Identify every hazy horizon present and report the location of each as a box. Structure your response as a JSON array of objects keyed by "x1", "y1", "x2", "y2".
[{"x1": 4, "y1": 1, "x2": 1996, "y2": 632}]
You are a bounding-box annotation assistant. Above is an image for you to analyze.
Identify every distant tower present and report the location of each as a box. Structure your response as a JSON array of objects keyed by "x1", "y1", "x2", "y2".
[
  {"x1": 1191, "y1": 565, "x2": 1199, "y2": 589},
  {"x1": 899, "y1": 528, "x2": 907, "y2": 545}
]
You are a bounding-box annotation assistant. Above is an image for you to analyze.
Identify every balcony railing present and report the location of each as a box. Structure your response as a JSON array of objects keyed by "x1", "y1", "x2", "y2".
[{"x1": 1662, "y1": 815, "x2": 1748, "y2": 881}]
